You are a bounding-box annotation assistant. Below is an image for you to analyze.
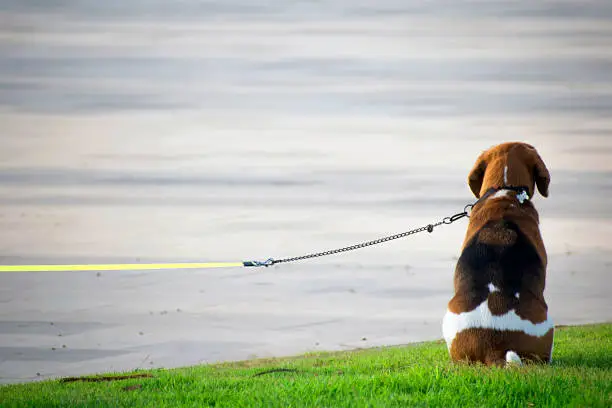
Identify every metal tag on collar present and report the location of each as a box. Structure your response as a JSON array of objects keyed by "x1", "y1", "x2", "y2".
[{"x1": 516, "y1": 189, "x2": 530, "y2": 204}]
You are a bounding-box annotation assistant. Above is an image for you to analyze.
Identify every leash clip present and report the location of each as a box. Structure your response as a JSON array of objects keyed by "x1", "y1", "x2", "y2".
[
  {"x1": 243, "y1": 258, "x2": 276, "y2": 268},
  {"x1": 443, "y1": 211, "x2": 469, "y2": 224}
]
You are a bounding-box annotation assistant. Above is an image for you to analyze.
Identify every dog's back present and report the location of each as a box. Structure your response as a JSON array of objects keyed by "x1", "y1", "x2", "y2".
[{"x1": 443, "y1": 213, "x2": 554, "y2": 365}]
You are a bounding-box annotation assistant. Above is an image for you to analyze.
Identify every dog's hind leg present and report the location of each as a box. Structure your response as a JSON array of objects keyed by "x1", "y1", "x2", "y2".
[{"x1": 484, "y1": 350, "x2": 507, "y2": 367}]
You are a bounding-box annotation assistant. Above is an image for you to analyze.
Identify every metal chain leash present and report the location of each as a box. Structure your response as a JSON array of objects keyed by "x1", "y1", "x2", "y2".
[
  {"x1": 247, "y1": 206, "x2": 473, "y2": 267},
  {"x1": 273, "y1": 220, "x2": 446, "y2": 265}
]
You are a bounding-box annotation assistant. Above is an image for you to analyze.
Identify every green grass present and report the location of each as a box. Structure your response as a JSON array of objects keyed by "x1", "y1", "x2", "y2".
[{"x1": 1, "y1": 324, "x2": 610, "y2": 408}]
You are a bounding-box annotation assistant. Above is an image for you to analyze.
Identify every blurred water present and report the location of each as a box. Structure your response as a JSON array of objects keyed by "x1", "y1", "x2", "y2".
[{"x1": 0, "y1": 0, "x2": 611, "y2": 383}]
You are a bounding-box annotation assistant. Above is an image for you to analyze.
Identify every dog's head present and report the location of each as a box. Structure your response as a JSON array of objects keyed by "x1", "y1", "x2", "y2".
[{"x1": 468, "y1": 142, "x2": 550, "y2": 199}]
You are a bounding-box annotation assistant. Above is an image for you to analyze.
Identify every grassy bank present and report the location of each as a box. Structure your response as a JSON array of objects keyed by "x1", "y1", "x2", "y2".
[{"x1": 1, "y1": 324, "x2": 610, "y2": 407}]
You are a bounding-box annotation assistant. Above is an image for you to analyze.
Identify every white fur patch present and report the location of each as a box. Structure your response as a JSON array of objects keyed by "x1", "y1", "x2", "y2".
[
  {"x1": 505, "y1": 351, "x2": 522, "y2": 366},
  {"x1": 442, "y1": 300, "x2": 554, "y2": 348},
  {"x1": 488, "y1": 283, "x2": 499, "y2": 293},
  {"x1": 504, "y1": 166, "x2": 508, "y2": 184},
  {"x1": 491, "y1": 189, "x2": 509, "y2": 199}
]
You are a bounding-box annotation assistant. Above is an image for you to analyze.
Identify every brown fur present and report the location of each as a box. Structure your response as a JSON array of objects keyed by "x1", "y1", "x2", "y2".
[
  {"x1": 468, "y1": 142, "x2": 550, "y2": 200},
  {"x1": 464, "y1": 142, "x2": 550, "y2": 266},
  {"x1": 463, "y1": 196, "x2": 547, "y2": 269},
  {"x1": 448, "y1": 142, "x2": 552, "y2": 365},
  {"x1": 450, "y1": 328, "x2": 554, "y2": 366}
]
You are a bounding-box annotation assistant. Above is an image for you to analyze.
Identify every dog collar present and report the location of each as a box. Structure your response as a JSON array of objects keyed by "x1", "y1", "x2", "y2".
[{"x1": 475, "y1": 185, "x2": 531, "y2": 207}]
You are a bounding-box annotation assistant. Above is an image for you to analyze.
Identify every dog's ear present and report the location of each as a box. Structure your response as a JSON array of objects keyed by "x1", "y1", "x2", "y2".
[
  {"x1": 468, "y1": 154, "x2": 487, "y2": 198},
  {"x1": 532, "y1": 150, "x2": 550, "y2": 197}
]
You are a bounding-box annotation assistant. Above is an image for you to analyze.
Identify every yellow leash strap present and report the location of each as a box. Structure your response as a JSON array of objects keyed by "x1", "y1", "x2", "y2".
[{"x1": 0, "y1": 260, "x2": 273, "y2": 273}]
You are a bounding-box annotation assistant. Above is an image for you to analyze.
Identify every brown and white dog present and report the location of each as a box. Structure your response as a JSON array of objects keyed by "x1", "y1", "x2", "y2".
[{"x1": 442, "y1": 142, "x2": 553, "y2": 366}]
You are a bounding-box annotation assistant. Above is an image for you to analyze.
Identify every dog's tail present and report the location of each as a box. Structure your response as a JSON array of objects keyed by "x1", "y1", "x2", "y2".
[{"x1": 505, "y1": 351, "x2": 522, "y2": 367}]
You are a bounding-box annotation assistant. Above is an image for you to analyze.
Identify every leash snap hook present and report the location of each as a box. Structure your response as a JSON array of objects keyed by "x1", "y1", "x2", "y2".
[
  {"x1": 258, "y1": 258, "x2": 275, "y2": 267},
  {"x1": 444, "y1": 211, "x2": 468, "y2": 224},
  {"x1": 244, "y1": 258, "x2": 276, "y2": 268}
]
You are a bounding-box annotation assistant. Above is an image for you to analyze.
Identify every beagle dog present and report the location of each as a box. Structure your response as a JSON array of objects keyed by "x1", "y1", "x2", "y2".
[{"x1": 443, "y1": 142, "x2": 553, "y2": 366}]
